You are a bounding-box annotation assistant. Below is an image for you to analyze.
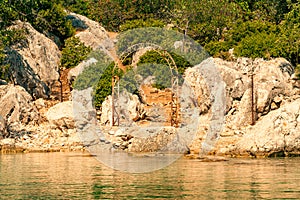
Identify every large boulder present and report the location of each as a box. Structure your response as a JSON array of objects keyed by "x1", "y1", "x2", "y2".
[
  {"x1": 5, "y1": 21, "x2": 60, "y2": 99},
  {"x1": 218, "y1": 98, "x2": 300, "y2": 157},
  {"x1": 0, "y1": 84, "x2": 40, "y2": 125},
  {"x1": 66, "y1": 13, "x2": 112, "y2": 88},
  {"x1": 253, "y1": 58, "x2": 293, "y2": 114},
  {"x1": 45, "y1": 101, "x2": 75, "y2": 129}
]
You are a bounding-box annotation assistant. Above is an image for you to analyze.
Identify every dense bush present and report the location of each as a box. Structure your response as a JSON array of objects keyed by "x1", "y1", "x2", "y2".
[
  {"x1": 60, "y1": 36, "x2": 92, "y2": 69},
  {"x1": 119, "y1": 18, "x2": 165, "y2": 32},
  {"x1": 234, "y1": 32, "x2": 279, "y2": 59},
  {"x1": 137, "y1": 50, "x2": 191, "y2": 89},
  {"x1": 0, "y1": 0, "x2": 75, "y2": 41},
  {"x1": 94, "y1": 63, "x2": 125, "y2": 107},
  {"x1": 87, "y1": 0, "x2": 173, "y2": 32},
  {"x1": 0, "y1": 42, "x2": 8, "y2": 81},
  {"x1": 138, "y1": 50, "x2": 191, "y2": 75}
]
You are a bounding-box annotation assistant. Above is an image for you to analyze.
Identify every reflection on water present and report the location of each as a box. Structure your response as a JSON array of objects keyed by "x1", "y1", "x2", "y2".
[{"x1": 1, "y1": 152, "x2": 300, "y2": 199}]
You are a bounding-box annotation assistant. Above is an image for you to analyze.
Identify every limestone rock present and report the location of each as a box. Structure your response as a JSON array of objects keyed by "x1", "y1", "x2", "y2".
[
  {"x1": 0, "y1": 84, "x2": 40, "y2": 125},
  {"x1": 186, "y1": 57, "x2": 300, "y2": 156},
  {"x1": 214, "y1": 58, "x2": 249, "y2": 112},
  {"x1": 100, "y1": 96, "x2": 112, "y2": 125},
  {"x1": 0, "y1": 138, "x2": 15, "y2": 146},
  {"x1": 67, "y1": 13, "x2": 110, "y2": 50},
  {"x1": 232, "y1": 98, "x2": 300, "y2": 157},
  {"x1": 232, "y1": 89, "x2": 255, "y2": 127},
  {"x1": 0, "y1": 115, "x2": 7, "y2": 138},
  {"x1": 254, "y1": 58, "x2": 293, "y2": 114},
  {"x1": 184, "y1": 67, "x2": 211, "y2": 114},
  {"x1": 100, "y1": 92, "x2": 145, "y2": 125},
  {"x1": 6, "y1": 21, "x2": 60, "y2": 98},
  {"x1": 127, "y1": 127, "x2": 189, "y2": 153},
  {"x1": 215, "y1": 57, "x2": 294, "y2": 123},
  {"x1": 45, "y1": 101, "x2": 75, "y2": 129}
]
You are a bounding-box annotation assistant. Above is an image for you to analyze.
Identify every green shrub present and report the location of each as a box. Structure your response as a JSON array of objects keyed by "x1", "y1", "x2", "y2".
[
  {"x1": 120, "y1": 18, "x2": 165, "y2": 32},
  {"x1": 60, "y1": 36, "x2": 92, "y2": 69},
  {"x1": 0, "y1": 42, "x2": 9, "y2": 81},
  {"x1": 33, "y1": 3, "x2": 75, "y2": 40},
  {"x1": 138, "y1": 50, "x2": 191, "y2": 75},
  {"x1": 94, "y1": 62, "x2": 125, "y2": 107},
  {"x1": 234, "y1": 32, "x2": 279, "y2": 59},
  {"x1": 204, "y1": 40, "x2": 233, "y2": 59},
  {"x1": 0, "y1": 1, "x2": 75, "y2": 41}
]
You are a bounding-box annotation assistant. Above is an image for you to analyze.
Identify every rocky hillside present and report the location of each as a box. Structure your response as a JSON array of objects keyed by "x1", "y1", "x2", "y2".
[
  {"x1": 0, "y1": 12, "x2": 109, "y2": 153},
  {"x1": 0, "y1": 12, "x2": 300, "y2": 158},
  {"x1": 185, "y1": 57, "x2": 300, "y2": 157}
]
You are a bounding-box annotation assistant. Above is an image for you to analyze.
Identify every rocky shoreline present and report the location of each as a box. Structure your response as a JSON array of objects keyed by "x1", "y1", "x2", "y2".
[{"x1": 1, "y1": 12, "x2": 300, "y2": 158}]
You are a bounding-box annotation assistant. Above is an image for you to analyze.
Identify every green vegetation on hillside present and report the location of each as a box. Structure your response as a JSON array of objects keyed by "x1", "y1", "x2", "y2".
[
  {"x1": 60, "y1": 0, "x2": 300, "y2": 69},
  {"x1": 0, "y1": 0, "x2": 299, "y2": 95},
  {"x1": 61, "y1": 36, "x2": 92, "y2": 69}
]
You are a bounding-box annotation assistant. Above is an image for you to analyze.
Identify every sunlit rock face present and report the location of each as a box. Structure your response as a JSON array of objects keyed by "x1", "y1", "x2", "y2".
[
  {"x1": 45, "y1": 101, "x2": 75, "y2": 130},
  {"x1": 0, "y1": 84, "x2": 40, "y2": 125},
  {"x1": 67, "y1": 12, "x2": 110, "y2": 50},
  {"x1": 6, "y1": 21, "x2": 61, "y2": 99},
  {"x1": 195, "y1": 57, "x2": 300, "y2": 157}
]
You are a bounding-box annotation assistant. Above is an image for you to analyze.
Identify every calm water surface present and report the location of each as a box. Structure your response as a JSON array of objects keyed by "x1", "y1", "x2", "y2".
[{"x1": 1, "y1": 152, "x2": 300, "y2": 199}]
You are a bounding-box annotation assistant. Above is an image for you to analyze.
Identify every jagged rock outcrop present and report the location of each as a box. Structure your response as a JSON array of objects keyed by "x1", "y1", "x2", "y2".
[
  {"x1": 214, "y1": 57, "x2": 294, "y2": 127},
  {"x1": 66, "y1": 13, "x2": 112, "y2": 88},
  {"x1": 5, "y1": 21, "x2": 61, "y2": 99},
  {"x1": 0, "y1": 86, "x2": 82, "y2": 152},
  {"x1": 185, "y1": 57, "x2": 300, "y2": 157},
  {"x1": 67, "y1": 12, "x2": 111, "y2": 50},
  {"x1": 45, "y1": 101, "x2": 75, "y2": 130},
  {"x1": 0, "y1": 84, "x2": 40, "y2": 126},
  {"x1": 184, "y1": 67, "x2": 211, "y2": 114},
  {"x1": 215, "y1": 98, "x2": 300, "y2": 157}
]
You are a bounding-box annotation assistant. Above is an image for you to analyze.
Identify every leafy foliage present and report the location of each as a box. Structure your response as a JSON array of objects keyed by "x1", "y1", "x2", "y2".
[
  {"x1": 137, "y1": 50, "x2": 191, "y2": 89},
  {"x1": 120, "y1": 18, "x2": 165, "y2": 32},
  {"x1": 0, "y1": 42, "x2": 8, "y2": 81},
  {"x1": 94, "y1": 63, "x2": 125, "y2": 107},
  {"x1": 60, "y1": 36, "x2": 92, "y2": 69},
  {"x1": 1, "y1": 0, "x2": 300, "y2": 84},
  {"x1": 138, "y1": 50, "x2": 191, "y2": 75},
  {"x1": 0, "y1": 0, "x2": 75, "y2": 41},
  {"x1": 87, "y1": 0, "x2": 173, "y2": 32},
  {"x1": 94, "y1": 62, "x2": 114, "y2": 107}
]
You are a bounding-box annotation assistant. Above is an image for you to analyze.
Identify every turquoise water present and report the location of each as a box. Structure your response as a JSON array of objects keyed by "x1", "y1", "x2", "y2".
[{"x1": 1, "y1": 152, "x2": 300, "y2": 199}]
